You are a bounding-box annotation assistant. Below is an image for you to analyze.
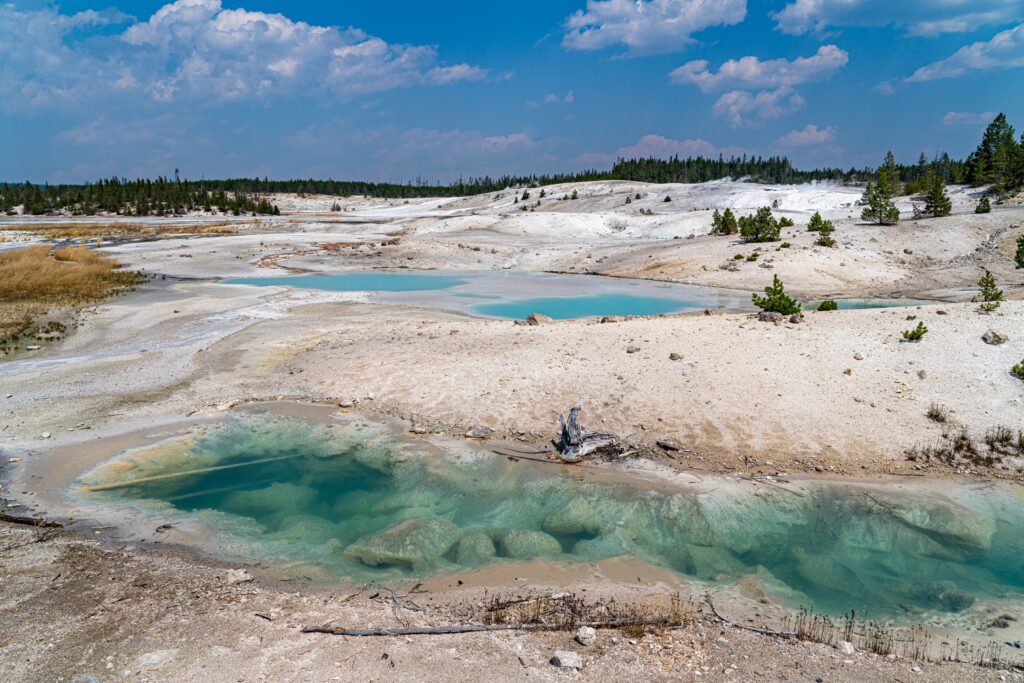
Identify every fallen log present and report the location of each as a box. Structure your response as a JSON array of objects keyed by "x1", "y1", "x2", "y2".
[
  {"x1": 303, "y1": 617, "x2": 674, "y2": 637},
  {"x1": 556, "y1": 406, "x2": 618, "y2": 463},
  {"x1": 0, "y1": 512, "x2": 63, "y2": 528}
]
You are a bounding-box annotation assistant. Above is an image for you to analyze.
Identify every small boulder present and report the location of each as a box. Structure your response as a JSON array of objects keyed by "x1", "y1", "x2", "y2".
[
  {"x1": 626, "y1": 345, "x2": 641, "y2": 354},
  {"x1": 223, "y1": 569, "x2": 253, "y2": 585},
  {"x1": 757, "y1": 312, "x2": 784, "y2": 323},
  {"x1": 464, "y1": 425, "x2": 493, "y2": 439},
  {"x1": 982, "y1": 329, "x2": 1008, "y2": 346},
  {"x1": 345, "y1": 517, "x2": 462, "y2": 569},
  {"x1": 789, "y1": 314, "x2": 802, "y2": 324},
  {"x1": 669, "y1": 352, "x2": 683, "y2": 361},
  {"x1": 836, "y1": 640, "x2": 856, "y2": 656},
  {"x1": 526, "y1": 313, "x2": 553, "y2": 326},
  {"x1": 853, "y1": 353, "x2": 864, "y2": 361},
  {"x1": 550, "y1": 651, "x2": 583, "y2": 669},
  {"x1": 656, "y1": 438, "x2": 681, "y2": 452},
  {"x1": 455, "y1": 532, "x2": 497, "y2": 565},
  {"x1": 575, "y1": 626, "x2": 597, "y2": 646}
]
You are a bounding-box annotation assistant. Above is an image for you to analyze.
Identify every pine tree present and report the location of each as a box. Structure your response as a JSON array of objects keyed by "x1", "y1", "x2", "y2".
[
  {"x1": 739, "y1": 207, "x2": 781, "y2": 242},
  {"x1": 710, "y1": 208, "x2": 738, "y2": 235},
  {"x1": 752, "y1": 275, "x2": 801, "y2": 315},
  {"x1": 923, "y1": 170, "x2": 952, "y2": 217},
  {"x1": 975, "y1": 196, "x2": 991, "y2": 214},
  {"x1": 978, "y1": 270, "x2": 1003, "y2": 312},
  {"x1": 807, "y1": 211, "x2": 832, "y2": 232},
  {"x1": 968, "y1": 113, "x2": 1019, "y2": 189},
  {"x1": 815, "y1": 220, "x2": 836, "y2": 247},
  {"x1": 860, "y1": 181, "x2": 899, "y2": 225},
  {"x1": 1016, "y1": 234, "x2": 1024, "y2": 269}
]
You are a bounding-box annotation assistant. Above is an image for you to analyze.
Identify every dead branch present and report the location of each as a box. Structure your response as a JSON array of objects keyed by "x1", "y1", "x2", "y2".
[
  {"x1": 303, "y1": 617, "x2": 674, "y2": 637},
  {"x1": 556, "y1": 406, "x2": 619, "y2": 463},
  {"x1": 0, "y1": 512, "x2": 63, "y2": 528},
  {"x1": 703, "y1": 596, "x2": 798, "y2": 638}
]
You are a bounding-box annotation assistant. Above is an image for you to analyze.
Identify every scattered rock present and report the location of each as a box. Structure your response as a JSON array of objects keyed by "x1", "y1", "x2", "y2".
[
  {"x1": 936, "y1": 310, "x2": 947, "y2": 316},
  {"x1": 455, "y1": 532, "x2": 496, "y2": 564},
  {"x1": 853, "y1": 353, "x2": 864, "y2": 361},
  {"x1": 550, "y1": 651, "x2": 583, "y2": 669},
  {"x1": 600, "y1": 316, "x2": 621, "y2": 323},
  {"x1": 137, "y1": 649, "x2": 178, "y2": 669},
  {"x1": 669, "y1": 352, "x2": 683, "y2": 361},
  {"x1": 337, "y1": 399, "x2": 356, "y2": 408},
  {"x1": 656, "y1": 438, "x2": 681, "y2": 452},
  {"x1": 526, "y1": 313, "x2": 553, "y2": 326},
  {"x1": 789, "y1": 315, "x2": 802, "y2": 324},
  {"x1": 836, "y1": 641, "x2": 856, "y2": 655},
  {"x1": 223, "y1": 569, "x2": 253, "y2": 585},
  {"x1": 982, "y1": 329, "x2": 1008, "y2": 346},
  {"x1": 626, "y1": 345, "x2": 641, "y2": 354},
  {"x1": 575, "y1": 626, "x2": 597, "y2": 646},
  {"x1": 903, "y1": 248, "x2": 913, "y2": 255},
  {"x1": 757, "y1": 312, "x2": 784, "y2": 323},
  {"x1": 918, "y1": 370, "x2": 927, "y2": 380},
  {"x1": 464, "y1": 425, "x2": 493, "y2": 439},
  {"x1": 40, "y1": 432, "x2": 52, "y2": 439}
]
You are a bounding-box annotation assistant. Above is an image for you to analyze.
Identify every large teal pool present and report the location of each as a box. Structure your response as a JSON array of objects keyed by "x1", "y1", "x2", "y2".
[
  {"x1": 80, "y1": 414, "x2": 1024, "y2": 621},
  {"x1": 222, "y1": 271, "x2": 937, "y2": 320}
]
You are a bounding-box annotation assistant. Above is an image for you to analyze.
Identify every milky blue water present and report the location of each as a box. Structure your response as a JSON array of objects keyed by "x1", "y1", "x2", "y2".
[
  {"x1": 224, "y1": 272, "x2": 466, "y2": 292},
  {"x1": 472, "y1": 294, "x2": 692, "y2": 320},
  {"x1": 81, "y1": 415, "x2": 1024, "y2": 620}
]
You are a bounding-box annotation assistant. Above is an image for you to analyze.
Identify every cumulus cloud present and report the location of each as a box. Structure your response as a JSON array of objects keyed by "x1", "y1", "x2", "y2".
[
  {"x1": 616, "y1": 134, "x2": 750, "y2": 159},
  {"x1": 772, "y1": 0, "x2": 1022, "y2": 37},
  {"x1": 941, "y1": 111, "x2": 998, "y2": 128},
  {"x1": 776, "y1": 124, "x2": 836, "y2": 147},
  {"x1": 712, "y1": 87, "x2": 805, "y2": 127},
  {"x1": 0, "y1": 0, "x2": 487, "y2": 112},
  {"x1": 670, "y1": 45, "x2": 848, "y2": 92},
  {"x1": 543, "y1": 91, "x2": 575, "y2": 104},
  {"x1": 906, "y1": 23, "x2": 1024, "y2": 82},
  {"x1": 562, "y1": 0, "x2": 746, "y2": 54}
]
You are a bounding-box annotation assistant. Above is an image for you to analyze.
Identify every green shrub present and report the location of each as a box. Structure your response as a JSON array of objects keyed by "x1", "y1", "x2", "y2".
[
  {"x1": 902, "y1": 322, "x2": 928, "y2": 342},
  {"x1": 975, "y1": 196, "x2": 991, "y2": 214},
  {"x1": 815, "y1": 232, "x2": 836, "y2": 247},
  {"x1": 807, "y1": 211, "x2": 833, "y2": 232},
  {"x1": 817, "y1": 300, "x2": 838, "y2": 311},
  {"x1": 733, "y1": 253, "x2": 744, "y2": 260},
  {"x1": 1013, "y1": 359, "x2": 1024, "y2": 380},
  {"x1": 1017, "y1": 234, "x2": 1024, "y2": 269},
  {"x1": 778, "y1": 217, "x2": 795, "y2": 227},
  {"x1": 664, "y1": 196, "x2": 672, "y2": 202},
  {"x1": 739, "y1": 207, "x2": 781, "y2": 243},
  {"x1": 752, "y1": 275, "x2": 801, "y2": 315},
  {"x1": 746, "y1": 252, "x2": 759, "y2": 262},
  {"x1": 711, "y1": 208, "x2": 738, "y2": 235},
  {"x1": 978, "y1": 270, "x2": 1003, "y2": 312},
  {"x1": 779, "y1": 242, "x2": 791, "y2": 249}
]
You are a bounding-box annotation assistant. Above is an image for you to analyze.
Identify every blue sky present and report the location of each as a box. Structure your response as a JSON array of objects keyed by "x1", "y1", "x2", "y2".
[{"x1": 2, "y1": 0, "x2": 1023, "y2": 183}]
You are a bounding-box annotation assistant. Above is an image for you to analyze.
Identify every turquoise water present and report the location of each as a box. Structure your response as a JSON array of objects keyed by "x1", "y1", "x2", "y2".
[
  {"x1": 81, "y1": 415, "x2": 1024, "y2": 619},
  {"x1": 223, "y1": 272, "x2": 466, "y2": 292},
  {"x1": 830, "y1": 299, "x2": 935, "y2": 310},
  {"x1": 472, "y1": 294, "x2": 692, "y2": 320}
]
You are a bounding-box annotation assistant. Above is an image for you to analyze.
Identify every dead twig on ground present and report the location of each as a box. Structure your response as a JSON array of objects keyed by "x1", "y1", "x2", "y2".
[
  {"x1": 0, "y1": 512, "x2": 63, "y2": 528},
  {"x1": 703, "y1": 596, "x2": 798, "y2": 638}
]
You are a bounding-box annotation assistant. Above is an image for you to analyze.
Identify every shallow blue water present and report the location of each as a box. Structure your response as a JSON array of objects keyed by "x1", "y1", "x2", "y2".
[
  {"x1": 472, "y1": 294, "x2": 693, "y2": 320},
  {"x1": 223, "y1": 272, "x2": 466, "y2": 292},
  {"x1": 81, "y1": 415, "x2": 1024, "y2": 620}
]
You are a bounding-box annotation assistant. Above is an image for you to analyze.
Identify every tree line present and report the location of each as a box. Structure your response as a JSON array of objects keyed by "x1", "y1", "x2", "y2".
[{"x1": 2, "y1": 113, "x2": 1020, "y2": 217}]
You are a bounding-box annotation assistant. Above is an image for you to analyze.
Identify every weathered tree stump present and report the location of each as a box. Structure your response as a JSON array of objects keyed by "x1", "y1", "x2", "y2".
[{"x1": 556, "y1": 406, "x2": 618, "y2": 463}]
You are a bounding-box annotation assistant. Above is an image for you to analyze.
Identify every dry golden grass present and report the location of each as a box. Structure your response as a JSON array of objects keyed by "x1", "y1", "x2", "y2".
[
  {"x1": 1, "y1": 221, "x2": 241, "y2": 239},
  {"x1": 0, "y1": 246, "x2": 144, "y2": 343}
]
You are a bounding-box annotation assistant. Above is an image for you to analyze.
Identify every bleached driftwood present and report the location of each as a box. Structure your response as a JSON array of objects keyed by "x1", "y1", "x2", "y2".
[{"x1": 557, "y1": 406, "x2": 618, "y2": 463}]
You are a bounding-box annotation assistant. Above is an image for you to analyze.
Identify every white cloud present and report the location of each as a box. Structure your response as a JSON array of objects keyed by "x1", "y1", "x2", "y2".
[
  {"x1": 772, "y1": 0, "x2": 1023, "y2": 37},
  {"x1": 776, "y1": 124, "x2": 836, "y2": 147},
  {"x1": 941, "y1": 111, "x2": 997, "y2": 128},
  {"x1": 562, "y1": 0, "x2": 746, "y2": 54},
  {"x1": 616, "y1": 134, "x2": 750, "y2": 158},
  {"x1": 670, "y1": 45, "x2": 848, "y2": 92},
  {"x1": 906, "y1": 23, "x2": 1024, "y2": 82},
  {"x1": 0, "y1": 0, "x2": 487, "y2": 112},
  {"x1": 712, "y1": 87, "x2": 805, "y2": 127},
  {"x1": 543, "y1": 91, "x2": 575, "y2": 104}
]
